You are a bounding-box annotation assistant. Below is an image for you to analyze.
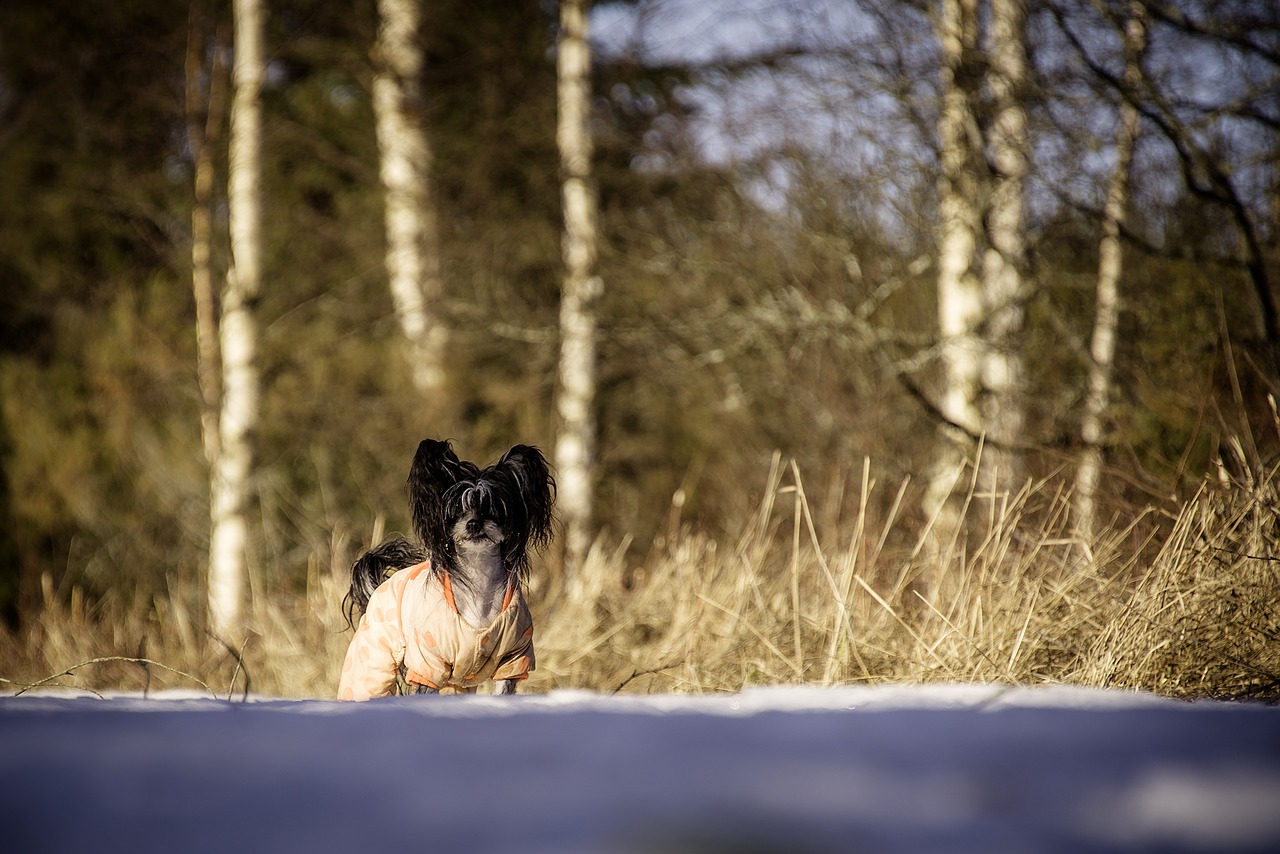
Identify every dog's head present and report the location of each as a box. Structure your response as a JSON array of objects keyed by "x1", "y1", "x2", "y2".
[{"x1": 408, "y1": 439, "x2": 555, "y2": 577}]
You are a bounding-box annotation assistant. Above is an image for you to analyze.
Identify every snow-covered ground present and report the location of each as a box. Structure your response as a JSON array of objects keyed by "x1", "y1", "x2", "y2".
[{"x1": 3, "y1": 684, "x2": 1279, "y2": 853}]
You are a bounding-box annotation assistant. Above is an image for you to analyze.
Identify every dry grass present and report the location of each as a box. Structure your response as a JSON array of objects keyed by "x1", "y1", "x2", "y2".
[
  {"x1": 534, "y1": 452, "x2": 1278, "y2": 700},
  {"x1": 1079, "y1": 462, "x2": 1280, "y2": 700},
  {"x1": 3, "y1": 454, "x2": 1277, "y2": 701},
  {"x1": 0, "y1": 554, "x2": 352, "y2": 699}
]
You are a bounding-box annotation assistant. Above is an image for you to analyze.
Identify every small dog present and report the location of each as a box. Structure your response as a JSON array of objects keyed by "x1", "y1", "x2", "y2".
[{"x1": 338, "y1": 439, "x2": 554, "y2": 700}]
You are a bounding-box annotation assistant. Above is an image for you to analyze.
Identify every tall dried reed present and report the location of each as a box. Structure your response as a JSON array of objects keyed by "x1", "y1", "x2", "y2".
[
  {"x1": 536, "y1": 455, "x2": 1114, "y2": 693},
  {"x1": 1080, "y1": 460, "x2": 1280, "y2": 700},
  {"x1": 3, "y1": 454, "x2": 1276, "y2": 700},
  {"x1": 0, "y1": 549, "x2": 352, "y2": 699}
]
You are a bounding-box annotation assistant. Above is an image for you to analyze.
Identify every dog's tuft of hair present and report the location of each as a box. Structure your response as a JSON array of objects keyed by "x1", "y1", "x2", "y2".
[{"x1": 344, "y1": 439, "x2": 555, "y2": 628}]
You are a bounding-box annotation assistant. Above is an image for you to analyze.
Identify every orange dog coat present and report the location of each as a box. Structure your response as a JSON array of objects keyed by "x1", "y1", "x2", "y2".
[{"x1": 338, "y1": 560, "x2": 535, "y2": 701}]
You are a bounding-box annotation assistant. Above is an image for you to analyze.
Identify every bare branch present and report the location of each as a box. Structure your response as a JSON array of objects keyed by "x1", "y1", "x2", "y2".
[{"x1": 6, "y1": 657, "x2": 215, "y2": 698}]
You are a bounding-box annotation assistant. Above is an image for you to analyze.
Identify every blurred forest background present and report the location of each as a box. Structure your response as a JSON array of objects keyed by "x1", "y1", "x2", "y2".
[{"x1": 0, "y1": 0, "x2": 1277, "y2": 698}]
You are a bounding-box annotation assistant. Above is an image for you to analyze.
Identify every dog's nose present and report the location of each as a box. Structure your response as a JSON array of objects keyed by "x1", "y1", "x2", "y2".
[{"x1": 466, "y1": 518, "x2": 485, "y2": 536}]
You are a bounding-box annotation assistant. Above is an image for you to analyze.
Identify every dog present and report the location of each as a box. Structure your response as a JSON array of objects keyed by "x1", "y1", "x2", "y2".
[{"x1": 338, "y1": 439, "x2": 554, "y2": 700}]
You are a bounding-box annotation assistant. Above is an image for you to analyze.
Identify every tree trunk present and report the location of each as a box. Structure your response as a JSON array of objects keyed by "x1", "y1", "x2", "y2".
[
  {"x1": 209, "y1": 0, "x2": 263, "y2": 641},
  {"x1": 185, "y1": 6, "x2": 227, "y2": 468},
  {"x1": 980, "y1": 0, "x2": 1028, "y2": 497},
  {"x1": 373, "y1": 0, "x2": 448, "y2": 399},
  {"x1": 554, "y1": 0, "x2": 602, "y2": 589},
  {"x1": 1075, "y1": 2, "x2": 1145, "y2": 544},
  {"x1": 923, "y1": 0, "x2": 984, "y2": 543}
]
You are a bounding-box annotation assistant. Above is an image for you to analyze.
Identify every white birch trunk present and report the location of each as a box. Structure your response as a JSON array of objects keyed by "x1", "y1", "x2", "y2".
[
  {"x1": 209, "y1": 0, "x2": 263, "y2": 641},
  {"x1": 981, "y1": 0, "x2": 1029, "y2": 496},
  {"x1": 924, "y1": 0, "x2": 984, "y2": 533},
  {"x1": 374, "y1": 0, "x2": 448, "y2": 398},
  {"x1": 554, "y1": 0, "x2": 602, "y2": 587},
  {"x1": 1075, "y1": 3, "x2": 1145, "y2": 543},
  {"x1": 185, "y1": 9, "x2": 226, "y2": 467}
]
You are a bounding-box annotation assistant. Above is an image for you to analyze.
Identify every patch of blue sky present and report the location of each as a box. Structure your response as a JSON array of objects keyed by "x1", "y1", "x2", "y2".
[
  {"x1": 591, "y1": 0, "x2": 1276, "y2": 249},
  {"x1": 593, "y1": 0, "x2": 934, "y2": 238}
]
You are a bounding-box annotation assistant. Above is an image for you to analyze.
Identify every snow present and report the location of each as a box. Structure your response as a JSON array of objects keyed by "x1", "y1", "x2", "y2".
[{"x1": 3, "y1": 685, "x2": 1279, "y2": 853}]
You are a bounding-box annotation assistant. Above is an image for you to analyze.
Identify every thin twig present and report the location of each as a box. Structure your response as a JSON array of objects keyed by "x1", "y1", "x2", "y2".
[
  {"x1": 208, "y1": 633, "x2": 252, "y2": 701},
  {"x1": 8, "y1": 657, "x2": 214, "y2": 698},
  {"x1": 611, "y1": 661, "x2": 683, "y2": 694}
]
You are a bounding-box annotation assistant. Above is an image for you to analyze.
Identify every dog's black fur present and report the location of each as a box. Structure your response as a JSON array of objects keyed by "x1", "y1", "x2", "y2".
[{"x1": 343, "y1": 439, "x2": 554, "y2": 693}]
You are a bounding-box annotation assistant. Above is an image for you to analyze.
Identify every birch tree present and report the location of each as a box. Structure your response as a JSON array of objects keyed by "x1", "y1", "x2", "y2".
[
  {"x1": 209, "y1": 0, "x2": 263, "y2": 641},
  {"x1": 923, "y1": 0, "x2": 985, "y2": 536},
  {"x1": 980, "y1": 0, "x2": 1029, "y2": 495},
  {"x1": 925, "y1": 0, "x2": 1031, "y2": 564},
  {"x1": 373, "y1": 0, "x2": 448, "y2": 398},
  {"x1": 185, "y1": 5, "x2": 227, "y2": 468},
  {"x1": 555, "y1": 0, "x2": 602, "y2": 587},
  {"x1": 1075, "y1": 2, "x2": 1145, "y2": 542}
]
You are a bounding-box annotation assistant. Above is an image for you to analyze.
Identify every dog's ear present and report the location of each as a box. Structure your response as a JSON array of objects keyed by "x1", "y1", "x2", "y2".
[
  {"x1": 495, "y1": 444, "x2": 556, "y2": 552},
  {"x1": 408, "y1": 439, "x2": 467, "y2": 549},
  {"x1": 410, "y1": 439, "x2": 466, "y2": 487}
]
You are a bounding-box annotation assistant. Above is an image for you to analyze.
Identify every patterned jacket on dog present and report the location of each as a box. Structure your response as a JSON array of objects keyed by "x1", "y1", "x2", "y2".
[{"x1": 338, "y1": 560, "x2": 535, "y2": 701}]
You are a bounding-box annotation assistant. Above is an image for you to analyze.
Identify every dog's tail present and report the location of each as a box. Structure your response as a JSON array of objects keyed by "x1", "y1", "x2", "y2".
[{"x1": 343, "y1": 535, "x2": 427, "y2": 629}]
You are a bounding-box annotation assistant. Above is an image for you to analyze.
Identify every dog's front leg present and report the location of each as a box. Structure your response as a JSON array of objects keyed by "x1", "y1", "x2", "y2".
[
  {"x1": 494, "y1": 678, "x2": 518, "y2": 696},
  {"x1": 396, "y1": 667, "x2": 440, "y2": 696}
]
